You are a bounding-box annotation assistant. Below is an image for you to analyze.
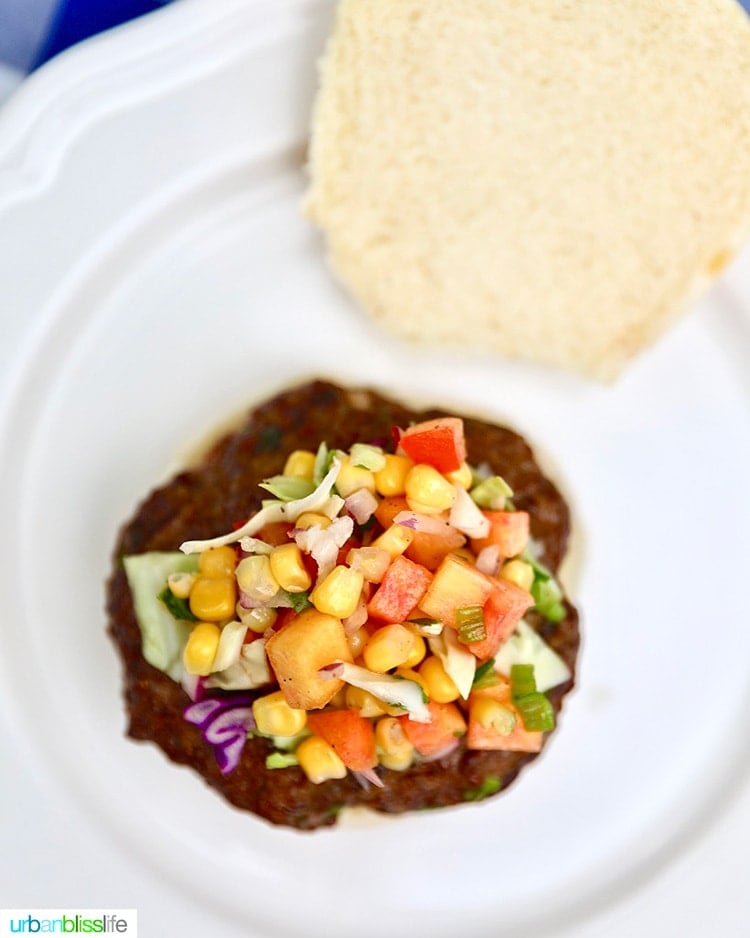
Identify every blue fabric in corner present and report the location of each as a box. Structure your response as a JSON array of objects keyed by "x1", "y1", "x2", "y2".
[{"x1": 32, "y1": 0, "x2": 174, "y2": 68}]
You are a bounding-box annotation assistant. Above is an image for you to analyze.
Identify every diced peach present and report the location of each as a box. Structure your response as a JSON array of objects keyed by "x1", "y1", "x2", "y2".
[
  {"x1": 419, "y1": 553, "x2": 494, "y2": 628},
  {"x1": 466, "y1": 682, "x2": 543, "y2": 753},
  {"x1": 367, "y1": 555, "x2": 433, "y2": 623},
  {"x1": 471, "y1": 511, "x2": 530, "y2": 559},
  {"x1": 265, "y1": 609, "x2": 353, "y2": 710},
  {"x1": 464, "y1": 579, "x2": 534, "y2": 660},
  {"x1": 399, "y1": 701, "x2": 467, "y2": 758}
]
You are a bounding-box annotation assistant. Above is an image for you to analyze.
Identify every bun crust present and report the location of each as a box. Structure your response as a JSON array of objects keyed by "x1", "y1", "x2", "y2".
[{"x1": 305, "y1": 0, "x2": 750, "y2": 379}]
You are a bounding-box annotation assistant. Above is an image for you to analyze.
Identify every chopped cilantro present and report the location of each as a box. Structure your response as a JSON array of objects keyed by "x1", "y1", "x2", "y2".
[
  {"x1": 284, "y1": 590, "x2": 313, "y2": 614},
  {"x1": 158, "y1": 586, "x2": 198, "y2": 622}
]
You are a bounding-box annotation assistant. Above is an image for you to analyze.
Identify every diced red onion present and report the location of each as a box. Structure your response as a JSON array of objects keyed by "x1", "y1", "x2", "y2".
[
  {"x1": 214, "y1": 731, "x2": 247, "y2": 775},
  {"x1": 319, "y1": 661, "x2": 344, "y2": 680},
  {"x1": 344, "y1": 488, "x2": 379, "y2": 525},
  {"x1": 183, "y1": 693, "x2": 256, "y2": 775},
  {"x1": 476, "y1": 544, "x2": 501, "y2": 576},
  {"x1": 203, "y1": 706, "x2": 255, "y2": 746},
  {"x1": 394, "y1": 510, "x2": 459, "y2": 537},
  {"x1": 449, "y1": 485, "x2": 490, "y2": 538},
  {"x1": 239, "y1": 589, "x2": 295, "y2": 609},
  {"x1": 184, "y1": 697, "x2": 227, "y2": 729},
  {"x1": 352, "y1": 767, "x2": 385, "y2": 790},
  {"x1": 181, "y1": 672, "x2": 204, "y2": 702},
  {"x1": 420, "y1": 740, "x2": 460, "y2": 762},
  {"x1": 343, "y1": 597, "x2": 369, "y2": 634},
  {"x1": 293, "y1": 515, "x2": 354, "y2": 583}
]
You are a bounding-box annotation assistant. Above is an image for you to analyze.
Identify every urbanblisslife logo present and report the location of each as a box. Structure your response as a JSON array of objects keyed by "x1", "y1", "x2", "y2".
[{"x1": 0, "y1": 911, "x2": 137, "y2": 936}]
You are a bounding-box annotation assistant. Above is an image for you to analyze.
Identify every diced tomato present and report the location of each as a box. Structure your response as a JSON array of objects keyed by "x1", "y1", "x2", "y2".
[
  {"x1": 367, "y1": 555, "x2": 433, "y2": 622},
  {"x1": 398, "y1": 417, "x2": 466, "y2": 474},
  {"x1": 374, "y1": 497, "x2": 466, "y2": 571},
  {"x1": 306, "y1": 708, "x2": 377, "y2": 771},
  {"x1": 465, "y1": 579, "x2": 534, "y2": 660},
  {"x1": 470, "y1": 511, "x2": 530, "y2": 559},
  {"x1": 255, "y1": 521, "x2": 294, "y2": 546},
  {"x1": 466, "y1": 683, "x2": 543, "y2": 753},
  {"x1": 400, "y1": 701, "x2": 467, "y2": 758}
]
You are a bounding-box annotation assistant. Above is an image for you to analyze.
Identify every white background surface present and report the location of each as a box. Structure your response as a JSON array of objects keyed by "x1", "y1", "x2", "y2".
[{"x1": 1, "y1": 2, "x2": 749, "y2": 935}]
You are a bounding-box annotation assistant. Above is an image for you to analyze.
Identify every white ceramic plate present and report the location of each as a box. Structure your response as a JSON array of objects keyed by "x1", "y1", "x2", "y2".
[{"x1": 1, "y1": 2, "x2": 749, "y2": 936}]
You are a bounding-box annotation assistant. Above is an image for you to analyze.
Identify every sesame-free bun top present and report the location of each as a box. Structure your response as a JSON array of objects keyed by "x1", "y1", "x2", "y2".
[{"x1": 304, "y1": 0, "x2": 750, "y2": 380}]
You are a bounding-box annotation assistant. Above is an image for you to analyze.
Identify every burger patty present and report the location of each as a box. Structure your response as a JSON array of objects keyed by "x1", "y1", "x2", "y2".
[{"x1": 106, "y1": 380, "x2": 580, "y2": 829}]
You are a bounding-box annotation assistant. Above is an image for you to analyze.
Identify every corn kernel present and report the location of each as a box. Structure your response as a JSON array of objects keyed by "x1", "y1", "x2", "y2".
[
  {"x1": 183, "y1": 621, "x2": 221, "y2": 675},
  {"x1": 188, "y1": 575, "x2": 237, "y2": 622},
  {"x1": 335, "y1": 456, "x2": 376, "y2": 497},
  {"x1": 345, "y1": 685, "x2": 388, "y2": 718},
  {"x1": 363, "y1": 623, "x2": 417, "y2": 673},
  {"x1": 236, "y1": 603, "x2": 277, "y2": 633},
  {"x1": 499, "y1": 558, "x2": 535, "y2": 592},
  {"x1": 375, "y1": 717, "x2": 415, "y2": 771},
  {"x1": 310, "y1": 565, "x2": 364, "y2": 619},
  {"x1": 346, "y1": 546, "x2": 391, "y2": 583},
  {"x1": 470, "y1": 697, "x2": 517, "y2": 735},
  {"x1": 295, "y1": 511, "x2": 332, "y2": 530},
  {"x1": 252, "y1": 690, "x2": 308, "y2": 737},
  {"x1": 347, "y1": 625, "x2": 370, "y2": 658},
  {"x1": 372, "y1": 524, "x2": 413, "y2": 559},
  {"x1": 198, "y1": 545, "x2": 237, "y2": 579},
  {"x1": 445, "y1": 461, "x2": 474, "y2": 490},
  {"x1": 270, "y1": 543, "x2": 312, "y2": 593},
  {"x1": 374, "y1": 454, "x2": 414, "y2": 496},
  {"x1": 405, "y1": 464, "x2": 457, "y2": 514},
  {"x1": 402, "y1": 629, "x2": 427, "y2": 668},
  {"x1": 167, "y1": 571, "x2": 196, "y2": 599},
  {"x1": 419, "y1": 655, "x2": 460, "y2": 703},
  {"x1": 236, "y1": 555, "x2": 280, "y2": 602},
  {"x1": 329, "y1": 687, "x2": 348, "y2": 709},
  {"x1": 296, "y1": 735, "x2": 348, "y2": 784},
  {"x1": 283, "y1": 449, "x2": 316, "y2": 479}
]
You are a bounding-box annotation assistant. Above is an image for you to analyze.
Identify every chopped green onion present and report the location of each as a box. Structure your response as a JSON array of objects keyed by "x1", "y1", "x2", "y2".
[
  {"x1": 523, "y1": 551, "x2": 553, "y2": 581},
  {"x1": 455, "y1": 605, "x2": 487, "y2": 644},
  {"x1": 522, "y1": 551, "x2": 567, "y2": 622},
  {"x1": 463, "y1": 776, "x2": 502, "y2": 801},
  {"x1": 265, "y1": 752, "x2": 299, "y2": 769},
  {"x1": 531, "y1": 577, "x2": 567, "y2": 623},
  {"x1": 472, "y1": 658, "x2": 501, "y2": 690},
  {"x1": 470, "y1": 475, "x2": 513, "y2": 509},
  {"x1": 510, "y1": 663, "x2": 537, "y2": 698},
  {"x1": 158, "y1": 586, "x2": 198, "y2": 623},
  {"x1": 510, "y1": 663, "x2": 556, "y2": 731},
  {"x1": 513, "y1": 693, "x2": 556, "y2": 732},
  {"x1": 259, "y1": 475, "x2": 316, "y2": 502},
  {"x1": 349, "y1": 442, "x2": 386, "y2": 471}
]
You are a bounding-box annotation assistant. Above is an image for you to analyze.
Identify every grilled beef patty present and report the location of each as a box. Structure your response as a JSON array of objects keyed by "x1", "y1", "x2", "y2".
[{"x1": 107, "y1": 380, "x2": 579, "y2": 829}]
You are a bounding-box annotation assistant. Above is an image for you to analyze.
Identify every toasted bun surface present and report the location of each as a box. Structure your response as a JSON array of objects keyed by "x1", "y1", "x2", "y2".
[{"x1": 304, "y1": 0, "x2": 750, "y2": 380}]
